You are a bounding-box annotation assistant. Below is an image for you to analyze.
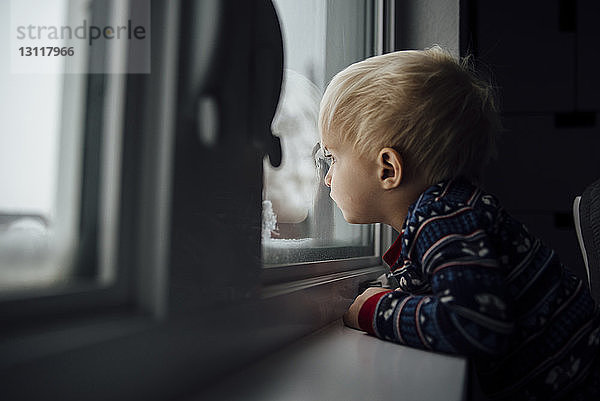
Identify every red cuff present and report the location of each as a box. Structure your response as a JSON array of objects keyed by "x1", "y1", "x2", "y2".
[{"x1": 358, "y1": 290, "x2": 392, "y2": 334}]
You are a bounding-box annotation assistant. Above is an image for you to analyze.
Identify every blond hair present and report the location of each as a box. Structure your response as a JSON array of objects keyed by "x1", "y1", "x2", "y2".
[{"x1": 319, "y1": 46, "x2": 499, "y2": 184}]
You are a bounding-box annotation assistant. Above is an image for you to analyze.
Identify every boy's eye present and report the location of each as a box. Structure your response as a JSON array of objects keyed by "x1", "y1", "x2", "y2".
[
  {"x1": 322, "y1": 150, "x2": 334, "y2": 166},
  {"x1": 313, "y1": 145, "x2": 333, "y2": 174}
]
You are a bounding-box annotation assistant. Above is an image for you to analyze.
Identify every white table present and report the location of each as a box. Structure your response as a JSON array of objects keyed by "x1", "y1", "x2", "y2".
[{"x1": 197, "y1": 320, "x2": 467, "y2": 401}]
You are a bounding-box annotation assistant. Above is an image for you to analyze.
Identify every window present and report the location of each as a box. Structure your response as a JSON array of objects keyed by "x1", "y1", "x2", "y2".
[
  {"x1": 1, "y1": 1, "x2": 401, "y2": 399},
  {"x1": 0, "y1": 0, "x2": 149, "y2": 304},
  {"x1": 262, "y1": 0, "x2": 381, "y2": 268},
  {"x1": 0, "y1": 0, "x2": 85, "y2": 293}
]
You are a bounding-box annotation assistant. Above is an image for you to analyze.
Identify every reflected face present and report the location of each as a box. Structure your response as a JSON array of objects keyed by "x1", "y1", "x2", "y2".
[
  {"x1": 320, "y1": 132, "x2": 381, "y2": 224},
  {"x1": 263, "y1": 71, "x2": 321, "y2": 224}
]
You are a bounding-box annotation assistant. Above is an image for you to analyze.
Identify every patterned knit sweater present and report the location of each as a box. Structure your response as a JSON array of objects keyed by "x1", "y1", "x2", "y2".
[{"x1": 358, "y1": 178, "x2": 600, "y2": 400}]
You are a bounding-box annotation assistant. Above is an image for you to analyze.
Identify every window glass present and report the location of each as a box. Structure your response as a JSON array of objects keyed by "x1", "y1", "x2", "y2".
[
  {"x1": 0, "y1": 0, "x2": 139, "y2": 293},
  {"x1": 0, "y1": 0, "x2": 76, "y2": 292},
  {"x1": 263, "y1": 0, "x2": 376, "y2": 266}
]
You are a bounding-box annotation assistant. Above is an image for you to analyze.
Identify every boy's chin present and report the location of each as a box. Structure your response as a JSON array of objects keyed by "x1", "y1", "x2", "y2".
[{"x1": 341, "y1": 212, "x2": 376, "y2": 225}]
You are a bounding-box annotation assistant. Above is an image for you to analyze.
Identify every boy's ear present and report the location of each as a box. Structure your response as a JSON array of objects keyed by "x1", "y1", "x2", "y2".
[{"x1": 377, "y1": 147, "x2": 403, "y2": 189}]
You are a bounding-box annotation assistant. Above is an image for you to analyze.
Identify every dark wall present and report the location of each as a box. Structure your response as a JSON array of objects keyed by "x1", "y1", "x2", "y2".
[
  {"x1": 467, "y1": 0, "x2": 600, "y2": 281},
  {"x1": 394, "y1": 0, "x2": 600, "y2": 281},
  {"x1": 395, "y1": 0, "x2": 460, "y2": 57}
]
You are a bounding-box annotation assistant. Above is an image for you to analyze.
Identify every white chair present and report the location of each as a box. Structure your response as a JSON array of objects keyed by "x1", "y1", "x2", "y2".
[{"x1": 573, "y1": 178, "x2": 600, "y2": 303}]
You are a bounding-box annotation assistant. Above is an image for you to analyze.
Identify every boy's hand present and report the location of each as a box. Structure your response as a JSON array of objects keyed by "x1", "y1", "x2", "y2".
[{"x1": 343, "y1": 287, "x2": 392, "y2": 330}]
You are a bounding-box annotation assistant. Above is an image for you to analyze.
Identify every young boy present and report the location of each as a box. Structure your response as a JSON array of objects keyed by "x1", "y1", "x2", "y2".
[{"x1": 319, "y1": 47, "x2": 600, "y2": 400}]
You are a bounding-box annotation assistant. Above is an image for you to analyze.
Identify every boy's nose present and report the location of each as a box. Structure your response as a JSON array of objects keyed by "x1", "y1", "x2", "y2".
[{"x1": 324, "y1": 170, "x2": 332, "y2": 187}]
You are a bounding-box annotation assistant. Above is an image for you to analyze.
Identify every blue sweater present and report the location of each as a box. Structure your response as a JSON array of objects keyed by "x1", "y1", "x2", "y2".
[{"x1": 359, "y1": 178, "x2": 600, "y2": 400}]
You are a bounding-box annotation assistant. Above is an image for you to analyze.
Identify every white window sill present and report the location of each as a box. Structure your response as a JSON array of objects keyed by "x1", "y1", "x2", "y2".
[{"x1": 196, "y1": 319, "x2": 468, "y2": 401}]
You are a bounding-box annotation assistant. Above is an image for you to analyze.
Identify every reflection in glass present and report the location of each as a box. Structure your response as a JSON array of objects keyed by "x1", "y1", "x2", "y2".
[{"x1": 262, "y1": 0, "x2": 375, "y2": 266}]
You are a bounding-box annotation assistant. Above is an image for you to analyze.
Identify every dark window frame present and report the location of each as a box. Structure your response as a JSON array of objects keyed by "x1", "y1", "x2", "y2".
[{"x1": 0, "y1": 2, "x2": 400, "y2": 400}]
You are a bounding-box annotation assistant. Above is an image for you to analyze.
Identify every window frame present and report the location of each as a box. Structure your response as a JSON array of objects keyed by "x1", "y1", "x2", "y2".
[
  {"x1": 262, "y1": 224, "x2": 392, "y2": 285},
  {"x1": 0, "y1": 0, "x2": 398, "y2": 335},
  {"x1": 0, "y1": 0, "x2": 164, "y2": 326},
  {"x1": 0, "y1": 0, "x2": 129, "y2": 317},
  {"x1": 1, "y1": 1, "x2": 401, "y2": 400}
]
